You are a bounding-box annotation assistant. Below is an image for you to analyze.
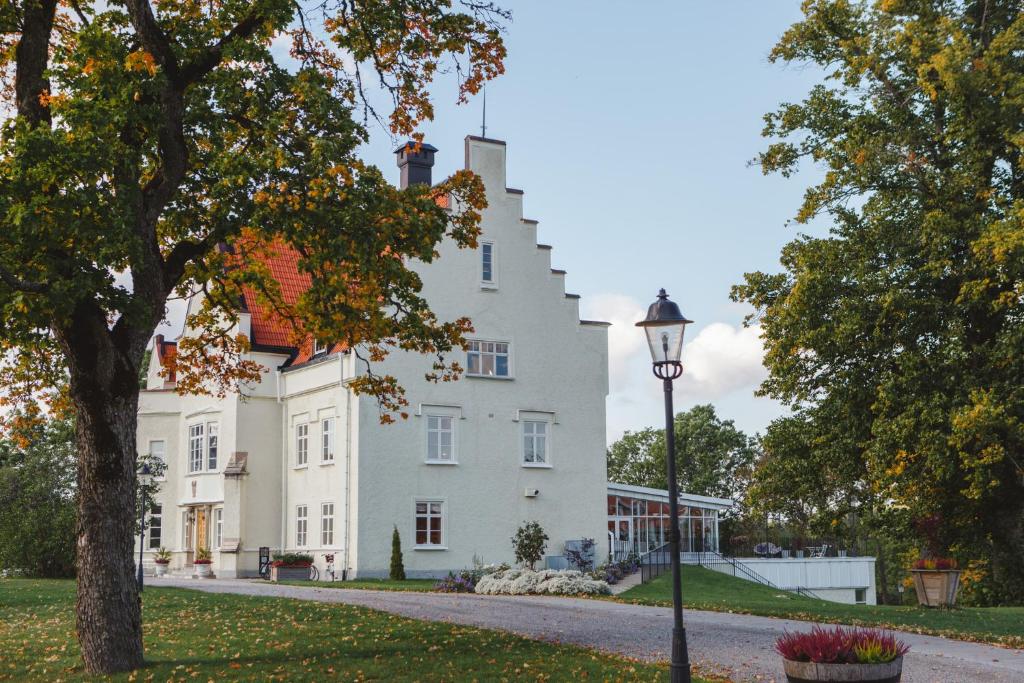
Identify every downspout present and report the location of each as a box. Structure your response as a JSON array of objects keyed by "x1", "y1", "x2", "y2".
[
  {"x1": 342, "y1": 359, "x2": 354, "y2": 580},
  {"x1": 277, "y1": 369, "x2": 287, "y2": 554}
]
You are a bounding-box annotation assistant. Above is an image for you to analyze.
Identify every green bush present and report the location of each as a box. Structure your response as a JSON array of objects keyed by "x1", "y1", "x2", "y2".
[
  {"x1": 512, "y1": 521, "x2": 549, "y2": 570},
  {"x1": 0, "y1": 419, "x2": 77, "y2": 577},
  {"x1": 390, "y1": 526, "x2": 406, "y2": 580}
]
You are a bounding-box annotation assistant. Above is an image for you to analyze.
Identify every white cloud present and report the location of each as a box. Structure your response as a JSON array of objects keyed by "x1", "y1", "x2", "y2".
[
  {"x1": 582, "y1": 293, "x2": 647, "y2": 394},
  {"x1": 679, "y1": 322, "x2": 767, "y2": 400}
]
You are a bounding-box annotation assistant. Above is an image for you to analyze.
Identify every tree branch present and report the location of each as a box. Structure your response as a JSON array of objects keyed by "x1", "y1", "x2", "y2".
[{"x1": 0, "y1": 263, "x2": 48, "y2": 294}]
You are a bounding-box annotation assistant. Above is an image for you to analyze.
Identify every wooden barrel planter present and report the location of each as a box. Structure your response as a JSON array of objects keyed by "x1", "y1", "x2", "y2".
[
  {"x1": 783, "y1": 657, "x2": 903, "y2": 683},
  {"x1": 911, "y1": 569, "x2": 960, "y2": 607}
]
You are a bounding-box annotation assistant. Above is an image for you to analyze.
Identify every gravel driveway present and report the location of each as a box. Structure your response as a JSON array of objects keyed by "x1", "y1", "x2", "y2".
[{"x1": 156, "y1": 577, "x2": 1024, "y2": 682}]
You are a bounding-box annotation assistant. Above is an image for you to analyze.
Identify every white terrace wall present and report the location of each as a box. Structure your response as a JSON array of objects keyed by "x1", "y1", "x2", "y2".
[{"x1": 713, "y1": 557, "x2": 877, "y2": 605}]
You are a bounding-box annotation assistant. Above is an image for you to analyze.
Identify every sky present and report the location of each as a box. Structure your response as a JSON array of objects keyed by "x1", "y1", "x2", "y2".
[{"x1": 161, "y1": 1, "x2": 827, "y2": 445}]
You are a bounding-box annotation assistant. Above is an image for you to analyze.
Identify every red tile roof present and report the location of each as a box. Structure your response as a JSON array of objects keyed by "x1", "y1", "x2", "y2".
[
  {"x1": 239, "y1": 241, "x2": 345, "y2": 365},
  {"x1": 241, "y1": 244, "x2": 309, "y2": 349}
]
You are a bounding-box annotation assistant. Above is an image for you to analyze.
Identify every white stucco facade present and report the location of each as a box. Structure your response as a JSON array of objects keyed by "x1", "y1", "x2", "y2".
[{"x1": 136, "y1": 136, "x2": 611, "y2": 579}]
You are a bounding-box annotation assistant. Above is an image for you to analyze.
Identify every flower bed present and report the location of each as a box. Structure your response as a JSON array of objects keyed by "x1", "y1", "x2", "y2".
[{"x1": 475, "y1": 569, "x2": 610, "y2": 596}]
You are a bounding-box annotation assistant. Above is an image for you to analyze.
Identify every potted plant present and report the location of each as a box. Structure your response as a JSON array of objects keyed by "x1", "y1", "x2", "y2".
[
  {"x1": 154, "y1": 547, "x2": 171, "y2": 577},
  {"x1": 910, "y1": 557, "x2": 960, "y2": 607},
  {"x1": 193, "y1": 547, "x2": 213, "y2": 578},
  {"x1": 270, "y1": 552, "x2": 315, "y2": 581},
  {"x1": 776, "y1": 625, "x2": 909, "y2": 683},
  {"x1": 909, "y1": 514, "x2": 961, "y2": 607}
]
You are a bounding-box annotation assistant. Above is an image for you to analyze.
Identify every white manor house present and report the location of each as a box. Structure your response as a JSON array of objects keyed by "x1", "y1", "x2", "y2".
[
  {"x1": 139, "y1": 136, "x2": 616, "y2": 579},
  {"x1": 136, "y1": 135, "x2": 874, "y2": 604}
]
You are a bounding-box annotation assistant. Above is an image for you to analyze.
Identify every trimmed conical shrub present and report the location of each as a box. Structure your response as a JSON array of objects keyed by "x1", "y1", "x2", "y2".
[{"x1": 390, "y1": 525, "x2": 406, "y2": 580}]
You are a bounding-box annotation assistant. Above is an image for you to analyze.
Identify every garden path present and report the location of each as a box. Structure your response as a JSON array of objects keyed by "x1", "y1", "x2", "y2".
[{"x1": 156, "y1": 577, "x2": 1024, "y2": 682}]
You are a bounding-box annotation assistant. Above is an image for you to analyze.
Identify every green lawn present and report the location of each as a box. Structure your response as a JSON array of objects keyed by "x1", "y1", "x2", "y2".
[
  {"x1": 0, "y1": 579, "x2": 710, "y2": 682},
  {"x1": 279, "y1": 577, "x2": 438, "y2": 592},
  {"x1": 619, "y1": 565, "x2": 1024, "y2": 648}
]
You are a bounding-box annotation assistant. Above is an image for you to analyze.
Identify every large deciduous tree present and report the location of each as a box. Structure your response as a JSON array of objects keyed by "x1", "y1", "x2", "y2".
[
  {"x1": 607, "y1": 404, "x2": 755, "y2": 502},
  {"x1": 733, "y1": 0, "x2": 1024, "y2": 603},
  {"x1": 0, "y1": 0, "x2": 506, "y2": 672}
]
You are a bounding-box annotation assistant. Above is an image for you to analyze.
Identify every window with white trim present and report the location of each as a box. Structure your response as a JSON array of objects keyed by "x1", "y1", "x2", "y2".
[
  {"x1": 467, "y1": 340, "x2": 509, "y2": 377},
  {"x1": 188, "y1": 424, "x2": 204, "y2": 473},
  {"x1": 522, "y1": 420, "x2": 548, "y2": 465},
  {"x1": 148, "y1": 503, "x2": 162, "y2": 549},
  {"x1": 426, "y1": 415, "x2": 454, "y2": 462},
  {"x1": 481, "y1": 242, "x2": 495, "y2": 285},
  {"x1": 321, "y1": 502, "x2": 334, "y2": 546},
  {"x1": 207, "y1": 422, "x2": 219, "y2": 470},
  {"x1": 314, "y1": 339, "x2": 328, "y2": 355},
  {"x1": 415, "y1": 500, "x2": 444, "y2": 547},
  {"x1": 149, "y1": 440, "x2": 166, "y2": 478},
  {"x1": 296, "y1": 423, "x2": 309, "y2": 466},
  {"x1": 296, "y1": 505, "x2": 308, "y2": 547},
  {"x1": 321, "y1": 418, "x2": 335, "y2": 463},
  {"x1": 213, "y1": 507, "x2": 223, "y2": 549}
]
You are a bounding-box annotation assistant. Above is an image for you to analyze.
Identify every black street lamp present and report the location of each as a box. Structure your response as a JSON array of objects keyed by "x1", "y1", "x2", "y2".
[
  {"x1": 636, "y1": 288, "x2": 693, "y2": 683},
  {"x1": 137, "y1": 462, "x2": 153, "y2": 592}
]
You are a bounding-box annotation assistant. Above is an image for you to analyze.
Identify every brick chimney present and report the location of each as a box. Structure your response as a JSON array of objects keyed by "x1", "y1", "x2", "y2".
[{"x1": 395, "y1": 141, "x2": 438, "y2": 188}]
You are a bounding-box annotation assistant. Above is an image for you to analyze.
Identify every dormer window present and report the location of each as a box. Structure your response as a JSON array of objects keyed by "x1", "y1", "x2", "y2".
[{"x1": 313, "y1": 339, "x2": 328, "y2": 356}]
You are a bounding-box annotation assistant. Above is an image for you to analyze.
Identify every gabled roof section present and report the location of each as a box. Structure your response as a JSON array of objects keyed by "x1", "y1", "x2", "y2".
[
  {"x1": 241, "y1": 244, "x2": 309, "y2": 350},
  {"x1": 235, "y1": 241, "x2": 347, "y2": 367},
  {"x1": 153, "y1": 335, "x2": 177, "y2": 383}
]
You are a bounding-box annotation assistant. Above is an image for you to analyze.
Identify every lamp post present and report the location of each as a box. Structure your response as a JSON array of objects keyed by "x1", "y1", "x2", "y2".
[
  {"x1": 636, "y1": 288, "x2": 693, "y2": 683},
  {"x1": 137, "y1": 462, "x2": 153, "y2": 593}
]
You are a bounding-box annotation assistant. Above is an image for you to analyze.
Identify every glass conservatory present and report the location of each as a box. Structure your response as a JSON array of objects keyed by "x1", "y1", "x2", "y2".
[{"x1": 606, "y1": 482, "x2": 732, "y2": 559}]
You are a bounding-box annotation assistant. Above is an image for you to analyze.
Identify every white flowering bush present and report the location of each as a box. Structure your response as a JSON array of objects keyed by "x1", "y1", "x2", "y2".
[{"x1": 474, "y1": 568, "x2": 610, "y2": 596}]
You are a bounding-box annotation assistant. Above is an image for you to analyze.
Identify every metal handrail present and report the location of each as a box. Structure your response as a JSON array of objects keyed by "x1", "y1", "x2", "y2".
[
  {"x1": 697, "y1": 550, "x2": 777, "y2": 588},
  {"x1": 700, "y1": 550, "x2": 828, "y2": 600},
  {"x1": 640, "y1": 542, "x2": 673, "y2": 584}
]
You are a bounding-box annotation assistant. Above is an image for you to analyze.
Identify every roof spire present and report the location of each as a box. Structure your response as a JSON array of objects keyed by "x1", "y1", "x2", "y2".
[{"x1": 481, "y1": 85, "x2": 487, "y2": 138}]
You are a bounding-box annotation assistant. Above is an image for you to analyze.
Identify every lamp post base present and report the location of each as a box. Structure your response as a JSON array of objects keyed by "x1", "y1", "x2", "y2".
[{"x1": 671, "y1": 626, "x2": 692, "y2": 683}]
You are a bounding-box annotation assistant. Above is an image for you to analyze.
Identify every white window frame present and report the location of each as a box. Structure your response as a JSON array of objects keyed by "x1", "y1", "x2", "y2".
[
  {"x1": 206, "y1": 422, "x2": 219, "y2": 471},
  {"x1": 522, "y1": 420, "x2": 551, "y2": 467},
  {"x1": 414, "y1": 499, "x2": 446, "y2": 549},
  {"x1": 466, "y1": 340, "x2": 511, "y2": 378},
  {"x1": 313, "y1": 339, "x2": 328, "y2": 355},
  {"x1": 188, "y1": 424, "x2": 204, "y2": 473},
  {"x1": 321, "y1": 418, "x2": 335, "y2": 463},
  {"x1": 213, "y1": 507, "x2": 223, "y2": 549},
  {"x1": 321, "y1": 502, "x2": 335, "y2": 546},
  {"x1": 295, "y1": 422, "x2": 309, "y2": 467},
  {"x1": 148, "y1": 503, "x2": 162, "y2": 550},
  {"x1": 149, "y1": 439, "x2": 166, "y2": 480},
  {"x1": 295, "y1": 505, "x2": 308, "y2": 547},
  {"x1": 480, "y1": 241, "x2": 496, "y2": 287},
  {"x1": 425, "y1": 414, "x2": 456, "y2": 464}
]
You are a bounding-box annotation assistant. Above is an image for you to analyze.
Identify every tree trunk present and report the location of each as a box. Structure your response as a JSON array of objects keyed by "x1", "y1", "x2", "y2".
[
  {"x1": 988, "y1": 488, "x2": 1024, "y2": 605},
  {"x1": 58, "y1": 311, "x2": 146, "y2": 674}
]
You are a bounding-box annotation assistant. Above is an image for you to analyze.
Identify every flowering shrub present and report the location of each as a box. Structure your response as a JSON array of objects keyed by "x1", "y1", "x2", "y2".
[
  {"x1": 912, "y1": 557, "x2": 957, "y2": 570},
  {"x1": 434, "y1": 572, "x2": 475, "y2": 593},
  {"x1": 475, "y1": 568, "x2": 610, "y2": 596},
  {"x1": 775, "y1": 626, "x2": 909, "y2": 664},
  {"x1": 271, "y1": 552, "x2": 314, "y2": 567},
  {"x1": 194, "y1": 548, "x2": 213, "y2": 565}
]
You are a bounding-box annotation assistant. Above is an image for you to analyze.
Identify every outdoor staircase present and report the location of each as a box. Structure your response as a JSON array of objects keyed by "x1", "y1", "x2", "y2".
[{"x1": 637, "y1": 545, "x2": 824, "y2": 600}]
